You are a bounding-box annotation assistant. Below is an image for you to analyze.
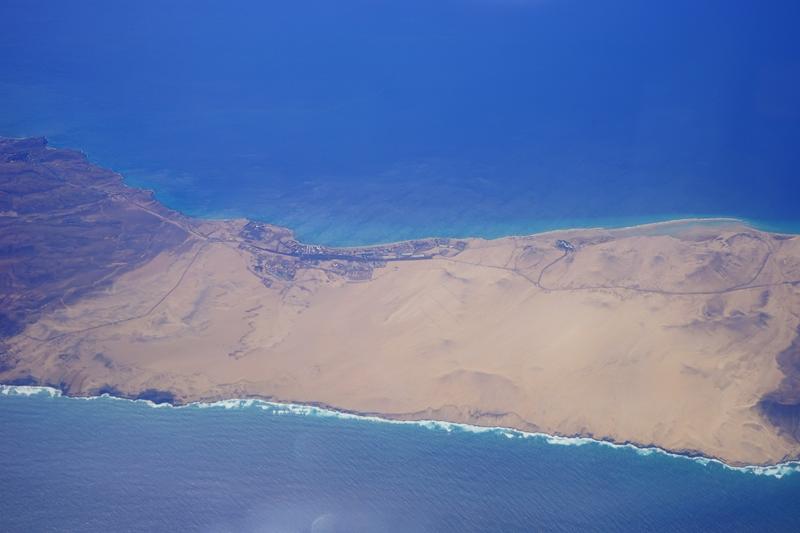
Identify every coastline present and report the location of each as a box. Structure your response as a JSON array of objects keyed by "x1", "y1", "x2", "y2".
[
  {"x1": 14, "y1": 135, "x2": 800, "y2": 245},
  {"x1": 13, "y1": 135, "x2": 800, "y2": 247},
  {"x1": 4, "y1": 136, "x2": 800, "y2": 471},
  {"x1": 2, "y1": 383, "x2": 799, "y2": 478},
  {"x1": 286, "y1": 216, "x2": 800, "y2": 249}
]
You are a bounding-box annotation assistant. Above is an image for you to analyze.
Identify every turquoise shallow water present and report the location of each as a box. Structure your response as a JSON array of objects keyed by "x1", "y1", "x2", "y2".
[
  {"x1": 2, "y1": 0, "x2": 800, "y2": 245},
  {"x1": 2, "y1": 387, "x2": 800, "y2": 533}
]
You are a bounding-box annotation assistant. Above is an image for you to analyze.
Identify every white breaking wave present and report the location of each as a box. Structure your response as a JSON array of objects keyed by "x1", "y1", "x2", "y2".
[
  {"x1": 2, "y1": 384, "x2": 799, "y2": 478},
  {"x1": 0, "y1": 384, "x2": 62, "y2": 397}
]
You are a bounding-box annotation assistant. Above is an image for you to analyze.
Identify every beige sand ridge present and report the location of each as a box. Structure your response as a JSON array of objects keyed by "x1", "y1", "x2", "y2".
[{"x1": 2, "y1": 137, "x2": 800, "y2": 466}]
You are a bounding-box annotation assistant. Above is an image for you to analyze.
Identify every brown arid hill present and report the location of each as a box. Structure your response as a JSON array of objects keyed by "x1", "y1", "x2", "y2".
[{"x1": 2, "y1": 137, "x2": 800, "y2": 467}]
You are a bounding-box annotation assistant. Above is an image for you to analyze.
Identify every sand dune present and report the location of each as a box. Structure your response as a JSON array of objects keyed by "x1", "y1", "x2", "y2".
[{"x1": 2, "y1": 137, "x2": 800, "y2": 466}]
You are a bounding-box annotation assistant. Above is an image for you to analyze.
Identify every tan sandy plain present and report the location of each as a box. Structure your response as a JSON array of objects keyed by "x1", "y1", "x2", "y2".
[{"x1": 8, "y1": 219, "x2": 800, "y2": 466}]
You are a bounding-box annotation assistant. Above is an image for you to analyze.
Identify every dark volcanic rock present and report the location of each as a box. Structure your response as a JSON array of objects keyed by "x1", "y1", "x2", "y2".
[
  {"x1": 0, "y1": 312, "x2": 23, "y2": 338},
  {"x1": 759, "y1": 326, "x2": 800, "y2": 442},
  {"x1": 0, "y1": 137, "x2": 191, "y2": 339},
  {"x1": 135, "y1": 389, "x2": 176, "y2": 404}
]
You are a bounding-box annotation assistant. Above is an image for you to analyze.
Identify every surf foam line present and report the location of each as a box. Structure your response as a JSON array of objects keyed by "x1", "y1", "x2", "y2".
[{"x1": 3, "y1": 384, "x2": 799, "y2": 478}]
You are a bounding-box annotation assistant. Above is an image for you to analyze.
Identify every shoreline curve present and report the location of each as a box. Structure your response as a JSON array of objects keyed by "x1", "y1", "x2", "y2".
[
  {"x1": 14, "y1": 136, "x2": 800, "y2": 247},
  {"x1": 2, "y1": 384, "x2": 798, "y2": 479}
]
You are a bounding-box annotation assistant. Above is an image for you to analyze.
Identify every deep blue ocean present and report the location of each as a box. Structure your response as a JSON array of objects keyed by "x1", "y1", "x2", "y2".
[
  {"x1": 1, "y1": 0, "x2": 800, "y2": 244},
  {"x1": 3, "y1": 1, "x2": 800, "y2": 530},
  {"x1": 1, "y1": 387, "x2": 799, "y2": 533}
]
